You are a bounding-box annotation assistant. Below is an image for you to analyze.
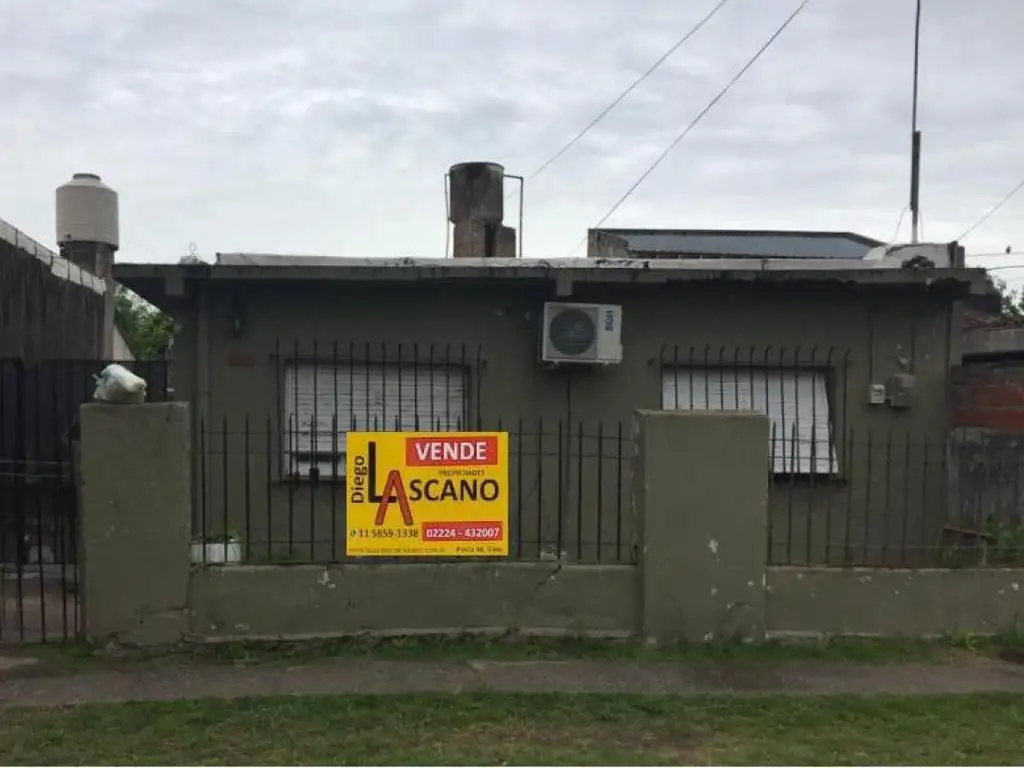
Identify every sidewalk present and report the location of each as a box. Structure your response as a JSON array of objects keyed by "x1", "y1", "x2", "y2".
[{"x1": 4, "y1": 656, "x2": 1024, "y2": 707}]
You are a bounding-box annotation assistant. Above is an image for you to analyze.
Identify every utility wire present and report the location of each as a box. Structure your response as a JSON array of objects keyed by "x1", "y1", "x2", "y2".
[
  {"x1": 967, "y1": 251, "x2": 1022, "y2": 259},
  {"x1": 522, "y1": 0, "x2": 735, "y2": 187},
  {"x1": 955, "y1": 176, "x2": 1024, "y2": 242},
  {"x1": 889, "y1": 205, "x2": 909, "y2": 244},
  {"x1": 567, "y1": 0, "x2": 813, "y2": 256},
  {"x1": 983, "y1": 263, "x2": 1024, "y2": 272}
]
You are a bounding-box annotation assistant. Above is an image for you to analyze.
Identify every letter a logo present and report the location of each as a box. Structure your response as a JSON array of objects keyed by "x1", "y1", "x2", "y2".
[{"x1": 374, "y1": 470, "x2": 414, "y2": 526}]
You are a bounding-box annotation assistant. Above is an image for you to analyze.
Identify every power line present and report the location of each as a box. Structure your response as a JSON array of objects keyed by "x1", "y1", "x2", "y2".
[
  {"x1": 888, "y1": 205, "x2": 909, "y2": 244},
  {"x1": 968, "y1": 251, "x2": 1023, "y2": 259},
  {"x1": 522, "y1": 0, "x2": 734, "y2": 185},
  {"x1": 567, "y1": 0, "x2": 814, "y2": 256},
  {"x1": 955, "y1": 176, "x2": 1024, "y2": 242}
]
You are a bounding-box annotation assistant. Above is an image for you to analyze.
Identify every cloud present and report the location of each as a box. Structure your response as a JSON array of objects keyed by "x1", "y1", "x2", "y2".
[{"x1": 1, "y1": 0, "x2": 1023, "y2": 280}]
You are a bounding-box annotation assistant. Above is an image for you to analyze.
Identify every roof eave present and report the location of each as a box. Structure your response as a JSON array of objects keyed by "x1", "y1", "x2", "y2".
[{"x1": 114, "y1": 258, "x2": 986, "y2": 311}]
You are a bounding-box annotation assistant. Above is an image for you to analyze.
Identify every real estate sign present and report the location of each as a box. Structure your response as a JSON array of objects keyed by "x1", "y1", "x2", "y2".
[{"x1": 345, "y1": 432, "x2": 509, "y2": 557}]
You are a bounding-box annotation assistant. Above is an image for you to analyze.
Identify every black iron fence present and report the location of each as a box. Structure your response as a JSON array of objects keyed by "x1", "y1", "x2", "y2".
[
  {"x1": 657, "y1": 344, "x2": 1024, "y2": 569},
  {"x1": 0, "y1": 357, "x2": 170, "y2": 643},
  {"x1": 766, "y1": 429, "x2": 1024, "y2": 569},
  {"x1": 194, "y1": 416, "x2": 635, "y2": 566}
]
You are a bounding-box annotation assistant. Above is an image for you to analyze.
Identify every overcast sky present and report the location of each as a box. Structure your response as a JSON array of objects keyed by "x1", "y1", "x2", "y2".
[{"x1": 2, "y1": 0, "x2": 1023, "y2": 281}]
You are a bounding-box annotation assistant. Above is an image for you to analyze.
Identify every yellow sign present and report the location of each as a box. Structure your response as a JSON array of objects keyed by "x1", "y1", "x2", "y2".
[{"x1": 345, "y1": 432, "x2": 509, "y2": 557}]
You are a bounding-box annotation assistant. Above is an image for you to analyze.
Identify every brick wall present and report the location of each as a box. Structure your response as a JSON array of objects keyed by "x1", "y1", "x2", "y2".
[
  {"x1": 950, "y1": 360, "x2": 1024, "y2": 531},
  {"x1": 952, "y1": 361, "x2": 1024, "y2": 430}
]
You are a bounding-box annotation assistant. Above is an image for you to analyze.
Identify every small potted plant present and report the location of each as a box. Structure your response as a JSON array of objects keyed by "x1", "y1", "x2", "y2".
[{"x1": 191, "y1": 532, "x2": 243, "y2": 564}]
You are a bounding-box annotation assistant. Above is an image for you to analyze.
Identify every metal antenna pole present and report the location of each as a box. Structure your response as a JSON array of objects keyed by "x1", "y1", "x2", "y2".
[{"x1": 909, "y1": 0, "x2": 922, "y2": 244}]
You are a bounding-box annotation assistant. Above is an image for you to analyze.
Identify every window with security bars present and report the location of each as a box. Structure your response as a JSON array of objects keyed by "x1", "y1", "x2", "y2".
[
  {"x1": 661, "y1": 368, "x2": 837, "y2": 474},
  {"x1": 283, "y1": 363, "x2": 468, "y2": 477}
]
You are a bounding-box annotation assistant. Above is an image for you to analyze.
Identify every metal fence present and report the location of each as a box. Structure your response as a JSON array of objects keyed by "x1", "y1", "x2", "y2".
[
  {"x1": 195, "y1": 416, "x2": 635, "y2": 566},
  {"x1": 658, "y1": 344, "x2": 1024, "y2": 569},
  {"x1": 766, "y1": 428, "x2": 1024, "y2": 569},
  {"x1": 0, "y1": 357, "x2": 170, "y2": 643}
]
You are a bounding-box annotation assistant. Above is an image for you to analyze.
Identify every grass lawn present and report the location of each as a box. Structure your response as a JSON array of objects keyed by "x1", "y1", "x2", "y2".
[
  {"x1": 3, "y1": 692, "x2": 1024, "y2": 765},
  {"x1": 15, "y1": 629, "x2": 1024, "y2": 675}
]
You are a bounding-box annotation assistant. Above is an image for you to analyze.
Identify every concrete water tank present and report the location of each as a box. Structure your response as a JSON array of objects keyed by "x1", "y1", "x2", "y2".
[
  {"x1": 56, "y1": 173, "x2": 119, "y2": 249},
  {"x1": 448, "y1": 162, "x2": 504, "y2": 224}
]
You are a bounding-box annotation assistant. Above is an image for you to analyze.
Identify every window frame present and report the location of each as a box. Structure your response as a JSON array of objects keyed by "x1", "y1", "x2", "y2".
[
  {"x1": 280, "y1": 360, "x2": 470, "y2": 481},
  {"x1": 660, "y1": 365, "x2": 839, "y2": 476}
]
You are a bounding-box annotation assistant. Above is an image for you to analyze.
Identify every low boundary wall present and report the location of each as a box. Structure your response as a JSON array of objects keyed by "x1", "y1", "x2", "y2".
[
  {"x1": 766, "y1": 566, "x2": 1024, "y2": 636},
  {"x1": 184, "y1": 564, "x2": 1024, "y2": 641},
  {"x1": 78, "y1": 403, "x2": 1024, "y2": 645},
  {"x1": 188, "y1": 563, "x2": 637, "y2": 639}
]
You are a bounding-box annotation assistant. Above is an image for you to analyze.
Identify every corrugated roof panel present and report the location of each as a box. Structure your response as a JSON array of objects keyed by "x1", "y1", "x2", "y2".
[{"x1": 600, "y1": 230, "x2": 881, "y2": 259}]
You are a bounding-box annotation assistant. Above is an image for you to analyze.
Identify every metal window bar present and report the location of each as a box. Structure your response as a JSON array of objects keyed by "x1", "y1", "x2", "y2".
[{"x1": 194, "y1": 413, "x2": 635, "y2": 567}]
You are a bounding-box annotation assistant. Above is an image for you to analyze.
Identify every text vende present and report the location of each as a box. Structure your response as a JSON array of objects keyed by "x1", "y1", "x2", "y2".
[{"x1": 405, "y1": 436, "x2": 498, "y2": 466}]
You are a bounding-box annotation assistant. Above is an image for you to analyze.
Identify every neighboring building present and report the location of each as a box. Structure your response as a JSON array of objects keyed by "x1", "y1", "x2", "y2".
[
  {"x1": 0, "y1": 217, "x2": 107, "y2": 360},
  {"x1": 949, "y1": 312, "x2": 1024, "y2": 538},
  {"x1": 586, "y1": 227, "x2": 969, "y2": 268},
  {"x1": 1, "y1": 174, "x2": 124, "y2": 361},
  {"x1": 587, "y1": 228, "x2": 886, "y2": 261},
  {"x1": 1, "y1": 178, "x2": 138, "y2": 570},
  {"x1": 116, "y1": 248, "x2": 988, "y2": 565}
]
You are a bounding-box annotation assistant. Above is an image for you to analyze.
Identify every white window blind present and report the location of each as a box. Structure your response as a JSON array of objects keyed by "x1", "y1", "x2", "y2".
[
  {"x1": 283, "y1": 363, "x2": 467, "y2": 475},
  {"x1": 661, "y1": 368, "x2": 837, "y2": 474}
]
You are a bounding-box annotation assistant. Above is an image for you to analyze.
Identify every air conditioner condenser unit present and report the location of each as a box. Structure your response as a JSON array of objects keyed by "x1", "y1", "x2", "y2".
[{"x1": 540, "y1": 302, "x2": 623, "y2": 365}]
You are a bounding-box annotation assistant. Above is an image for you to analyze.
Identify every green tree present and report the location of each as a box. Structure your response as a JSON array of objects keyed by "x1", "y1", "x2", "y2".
[
  {"x1": 114, "y1": 286, "x2": 174, "y2": 360},
  {"x1": 993, "y1": 277, "x2": 1024, "y2": 322}
]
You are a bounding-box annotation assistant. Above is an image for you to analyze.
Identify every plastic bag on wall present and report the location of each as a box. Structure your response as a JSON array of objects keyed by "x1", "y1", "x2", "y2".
[{"x1": 92, "y1": 364, "x2": 148, "y2": 404}]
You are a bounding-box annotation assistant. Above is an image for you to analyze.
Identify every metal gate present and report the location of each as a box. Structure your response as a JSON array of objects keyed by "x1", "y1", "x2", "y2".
[{"x1": 0, "y1": 358, "x2": 169, "y2": 644}]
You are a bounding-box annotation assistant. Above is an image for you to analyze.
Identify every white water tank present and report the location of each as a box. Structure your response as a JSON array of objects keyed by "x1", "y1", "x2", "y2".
[{"x1": 56, "y1": 173, "x2": 119, "y2": 249}]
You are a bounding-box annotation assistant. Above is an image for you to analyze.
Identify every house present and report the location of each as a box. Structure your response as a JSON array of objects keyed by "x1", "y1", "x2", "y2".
[{"x1": 115, "y1": 241, "x2": 989, "y2": 567}]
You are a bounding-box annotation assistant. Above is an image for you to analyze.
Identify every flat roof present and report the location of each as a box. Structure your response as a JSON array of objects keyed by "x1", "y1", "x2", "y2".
[{"x1": 114, "y1": 253, "x2": 990, "y2": 308}]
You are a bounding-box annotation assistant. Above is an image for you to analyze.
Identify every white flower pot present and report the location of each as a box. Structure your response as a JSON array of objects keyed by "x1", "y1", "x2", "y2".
[{"x1": 191, "y1": 539, "x2": 243, "y2": 564}]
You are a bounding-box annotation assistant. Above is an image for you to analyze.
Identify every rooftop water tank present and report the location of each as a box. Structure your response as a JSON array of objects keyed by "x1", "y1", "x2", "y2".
[
  {"x1": 56, "y1": 173, "x2": 119, "y2": 249},
  {"x1": 448, "y1": 162, "x2": 504, "y2": 224}
]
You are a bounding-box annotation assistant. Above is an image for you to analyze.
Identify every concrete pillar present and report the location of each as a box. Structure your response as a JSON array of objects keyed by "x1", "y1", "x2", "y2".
[
  {"x1": 633, "y1": 410, "x2": 769, "y2": 645},
  {"x1": 79, "y1": 402, "x2": 192, "y2": 645}
]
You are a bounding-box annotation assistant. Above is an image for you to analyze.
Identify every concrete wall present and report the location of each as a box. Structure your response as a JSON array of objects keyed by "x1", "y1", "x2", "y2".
[
  {"x1": 81, "y1": 408, "x2": 772, "y2": 645},
  {"x1": 79, "y1": 403, "x2": 192, "y2": 645},
  {"x1": 170, "y1": 278, "x2": 958, "y2": 566},
  {"x1": 180, "y1": 280, "x2": 954, "y2": 432},
  {"x1": 78, "y1": 404, "x2": 1024, "y2": 645},
  {"x1": 189, "y1": 563, "x2": 635, "y2": 639},
  {"x1": 767, "y1": 566, "x2": 1024, "y2": 636}
]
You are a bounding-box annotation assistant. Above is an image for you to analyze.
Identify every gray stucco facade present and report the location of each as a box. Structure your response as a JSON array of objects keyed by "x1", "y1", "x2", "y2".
[{"x1": 117, "y1": 256, "x2": 983, "y2": 566}]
